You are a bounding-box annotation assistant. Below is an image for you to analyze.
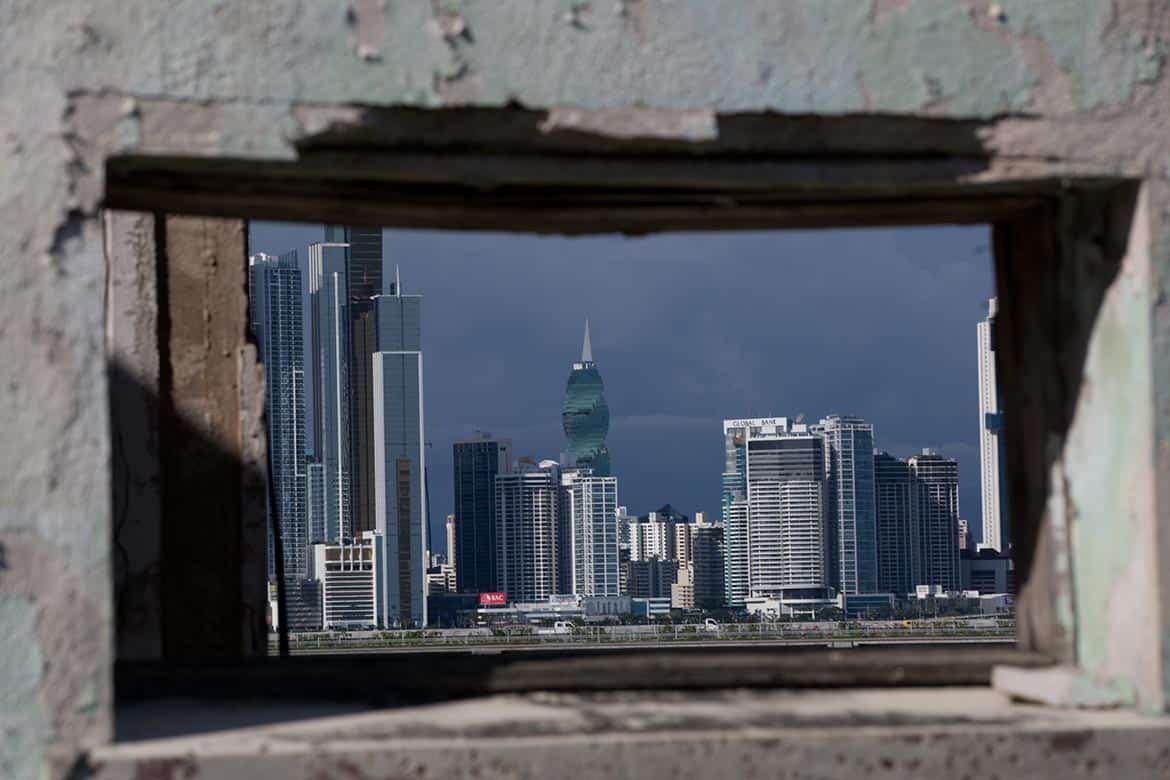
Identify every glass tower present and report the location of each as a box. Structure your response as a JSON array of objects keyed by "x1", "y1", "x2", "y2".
[
  {"x1": 371, "y1": 285, "x2": 426, "y2": 626},
  {"x1": 908, "y1": 450, "x2": 962, "y2": 592},
  {"x1": 453, "y1": 433, "x2": 512, "y2": 594},
  {"x1": 248, "y1": 252, "x2": 307, "y2": 582},
  {"x1": 562, "y1": 319, "x2": 611, "y2": 476},
  {"x1": 817, "y1": 415, "x2": 878, "y2": 595},
  {"x1": 324, "y1": 225, "x2": 386, "y2": 538},
  {"x1": 874, "y1": 451, "x2": 914, "y2": 595},
  {"x1": 308, "y1": 243, "x2": 352, "y2": 543}
]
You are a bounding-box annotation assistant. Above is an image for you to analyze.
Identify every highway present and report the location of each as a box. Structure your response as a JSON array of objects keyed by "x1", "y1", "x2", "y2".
[{"x1": 283, "y1": 635, "x2": 1014, "y2": 655}]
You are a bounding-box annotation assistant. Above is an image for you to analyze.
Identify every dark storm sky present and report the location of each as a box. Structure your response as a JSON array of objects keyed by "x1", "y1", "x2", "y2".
[{"x1": 249, "y1": 222, "x2": 994, "y2": 553}]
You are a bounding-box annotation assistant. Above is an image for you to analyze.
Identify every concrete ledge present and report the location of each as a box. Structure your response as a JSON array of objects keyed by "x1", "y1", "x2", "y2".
[
  {"x1": 91, "y1": 688, "x2": 1170, "y2": 779},
  {"x1": 993, "y1": 664, "x2": 1129, "y2": 709}
]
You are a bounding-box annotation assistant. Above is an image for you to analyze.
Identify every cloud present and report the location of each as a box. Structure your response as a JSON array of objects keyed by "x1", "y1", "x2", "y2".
[{"x1": 250, "y1": 222, "x2": 993, "y2": 537}]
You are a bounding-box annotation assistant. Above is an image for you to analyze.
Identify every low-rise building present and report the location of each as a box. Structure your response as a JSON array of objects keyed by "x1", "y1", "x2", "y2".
[
  {"x1": 425, "y1": 563, "x2": 456, "y2": 594},
  {"x1": 961, "y1": 549, "x2": 1014, "y2": 595},
  {"x1": 311, "y1": 531, "x2": 383, "y2": 630},
  {"x1": 632, "y1": 597, "x2": 673, "y2": 619},
  {"x1": 583, "y1": 594, "x2": 632, "y2": 618},
  {"x1": 745, "y1": 593, "x2": 839, "y2": 619}
]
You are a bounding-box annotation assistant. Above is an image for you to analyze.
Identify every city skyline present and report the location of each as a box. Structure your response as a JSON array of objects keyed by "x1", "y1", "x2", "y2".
[{"x1": 248, "y1": 222, "x2": 994, "y2": 552}]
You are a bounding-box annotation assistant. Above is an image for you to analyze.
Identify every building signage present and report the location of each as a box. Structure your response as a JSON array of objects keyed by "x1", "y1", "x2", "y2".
[
  {"x1": 723, "y1": 417, "x2": 786, "y2": 431},
  {"x1": 479, "y1": 591, "x2": 507, "y2": 606}
]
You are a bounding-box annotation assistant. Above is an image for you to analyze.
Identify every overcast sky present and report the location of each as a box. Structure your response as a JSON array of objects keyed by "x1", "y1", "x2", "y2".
[{"x1": 249, "y1": 222, "x2": 994, "y2": 554}]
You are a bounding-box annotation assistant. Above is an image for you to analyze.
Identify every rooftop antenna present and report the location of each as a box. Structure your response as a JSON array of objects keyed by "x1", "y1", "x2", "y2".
[
  {"x1": 395, "y1": 264, "x2": 401, "y2": 296},
  {"x1": 582, "y1": 318, "x2": 593, "y2": 363}
]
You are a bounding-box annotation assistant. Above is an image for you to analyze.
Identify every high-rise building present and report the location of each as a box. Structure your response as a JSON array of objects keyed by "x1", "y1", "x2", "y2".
[
  {"x1": 875, "y1": 449, "x2": 964, "y2": 595},
  {"x1": 248, "y1": 252, "x2": 308, "y2": 584},
  {"x1": 371, "y1": 284, "x2": 426, "y2": 627},
  {"x1": 675, "y1": 520, "x2": 694, "y2": 566},
  {"x1": 308, "y1": 243, "x2": 353, "y2": 543},
  {"x1": 616, "y1": 506, "x2": 634, "y2": 595},
  {"x1": 690, "y1": 519, "x2": 726, "y2": 610},
  {"x1": 908, "y1": 450, "x2": 962, "y2": 592},
  {"x1": 874, "y1": 451, "x2": 914, "y2": 595},
  {"x1": 562, "y1": 320, "x2": 611, "y2": 476},
  {"x1": 324, "y1": 226, "x2": 386, "y2": 538},
  {"x1": 722, "y1": 418, "x2": 831, "y2": 605},
  {"x1": 453, "y1": 433, "x2": 512, "y2": 594},
  {"x1": 625, "y1": 558, "x2": 677, "y2": 598},
  {"x1": 977, "y1": 297, "x2": 1009, "y2": 552},
  {"x1": 445, "y1": 513, "x2": 457, "y2": 573},
  {"x1": 671, "y1": 565, "x2": 695, "y2": 609},
  {"x1": 563, "y1": 470, "x2": 620, "y2": 596},
  {"x1": 495, "y1": 459, "x2": 560, "y2": 602},
  {"x1": 721, "y1": 422, "x2": 750, "y2": 605},
  {"x1": 306, "y1": 460, "x2": 325, "y2": 543},
  {"x1": 629, "y1": 512, "x2": 678, "y2": 562},
  {"x1": 816, "y1": 415, "x2": 878, "y2": 595}
]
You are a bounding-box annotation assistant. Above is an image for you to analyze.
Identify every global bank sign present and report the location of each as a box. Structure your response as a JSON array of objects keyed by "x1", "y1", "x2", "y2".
[{"x1": 479, "y1": 591, "x2": 507, "y2": 607}]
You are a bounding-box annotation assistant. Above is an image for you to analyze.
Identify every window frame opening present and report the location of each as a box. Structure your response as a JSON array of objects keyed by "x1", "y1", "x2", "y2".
[{"x1": 102, "y1": 116, "x2": 1141, "y2": 713}]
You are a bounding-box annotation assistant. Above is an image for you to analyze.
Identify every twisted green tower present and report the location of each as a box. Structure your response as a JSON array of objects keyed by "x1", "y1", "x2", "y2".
[{"x1": 562, "y1": 319, "x2": 610, "y2": 476}]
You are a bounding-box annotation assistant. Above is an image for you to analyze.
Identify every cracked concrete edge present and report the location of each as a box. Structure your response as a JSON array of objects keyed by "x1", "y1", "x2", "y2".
[{"x1": 992, "y1": 665, "x2": 1128, "y2": 709}]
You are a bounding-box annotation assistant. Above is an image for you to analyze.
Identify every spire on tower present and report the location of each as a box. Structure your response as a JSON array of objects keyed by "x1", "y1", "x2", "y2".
[
  {"x1": 395, "y1": 264, "x2": 401, "y2": 296},
  {"x1": 581, "y1": 318, "x2": 593, "y2": 363}
]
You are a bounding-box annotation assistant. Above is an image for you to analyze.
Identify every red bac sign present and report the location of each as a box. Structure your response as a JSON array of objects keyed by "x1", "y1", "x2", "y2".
[{"x1": 479, "y1": 591, "x2": 506, "y2": 606}]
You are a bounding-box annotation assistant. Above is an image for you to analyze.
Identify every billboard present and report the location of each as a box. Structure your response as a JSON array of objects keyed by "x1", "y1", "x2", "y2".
[{"x1": 479, "y1": 591, "x2": 506, "y2": 607}]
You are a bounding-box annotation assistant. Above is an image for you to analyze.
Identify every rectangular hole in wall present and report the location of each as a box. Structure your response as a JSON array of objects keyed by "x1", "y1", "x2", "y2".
[{"x1": 245, "y1": 221, "x2": 1017, "y2": 654}]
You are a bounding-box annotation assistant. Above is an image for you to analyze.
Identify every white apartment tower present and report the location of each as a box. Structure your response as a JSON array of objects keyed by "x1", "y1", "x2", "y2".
[
  {"x1": 562, "y1": 470, "x2": 620, "y2": 596},
  {"x1": 722, "y1": 418, "x2": 831, "y2": 605},
  {"x1": 977, "y1": 297, "x2": 1008, "y2": 552},
  {"x1": 495, "y1": 460, "x2": 560, "y2": 602}
]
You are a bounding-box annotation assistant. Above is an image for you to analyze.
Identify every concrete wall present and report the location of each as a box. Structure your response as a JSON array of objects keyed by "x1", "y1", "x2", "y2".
[{"x1": 4, "y1": 1, "x2": 1170, "y2": 778}]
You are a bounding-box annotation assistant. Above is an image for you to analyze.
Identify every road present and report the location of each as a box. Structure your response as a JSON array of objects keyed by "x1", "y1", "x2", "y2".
[{"x1": 284, "y1": 635, "x2": 1014, "y2": 655}]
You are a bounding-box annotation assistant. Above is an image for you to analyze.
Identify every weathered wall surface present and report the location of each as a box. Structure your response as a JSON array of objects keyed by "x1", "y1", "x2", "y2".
[{"x1": 4, "y1": 1, "x2": 1170, "y2": 778}]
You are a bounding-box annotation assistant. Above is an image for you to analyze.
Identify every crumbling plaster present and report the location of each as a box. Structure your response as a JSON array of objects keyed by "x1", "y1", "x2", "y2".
[{"x1": 5, "y1": 0, "x2": 1170, "y2": 778}]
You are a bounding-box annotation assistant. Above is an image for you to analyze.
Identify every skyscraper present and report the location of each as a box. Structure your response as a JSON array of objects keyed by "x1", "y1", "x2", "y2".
[
  {"x1": 495, "y1": 459, "x2": 560, "y2": 602},
  {"x1": 977, "y1": 297, "x2": 1009, "y2": 552},
  {"x1": 562, "y1": 469, "x2": 620, "y2": 596},
  {"x1": 308, "y1": 243, "x2": 352, "y2": 543},
  {"x1": 248, "y1": 252, "x2": 308, "y2": 584},
  {"x1": 874, "y1": 451, "x2": 914, "y2": 595},
  {"x1": 371, "y1": 283, "x2": 426, "y2": 626},
  {"x1": 817, "y1": 415, "x2": 878, "y2": 595},
  {"x1": 690, "y1": 519, "x2": 726, "y2": 610},
  {"x1": 722, "y1": 418, "x2": 831, "y2": 605},
  {"x1": 453, "y1": 433, "x2": 512, "y2": 594},
  {"x1": 875, "y1": 449, "x2": 964, "y2": 595},
  {"x1": 306, "y1": 461, "x2": 325, "y2": 544},
  {"x1": 909, "y1": 450, "x2": 962, "y2": 592},
  {"x1": 562, "y1": 320, "x2": 611, "y2": 476},
  {"x1": 721, "y1": 425, "x2": 750, "y2": 605},
  {"x1": 332, "y1": 227, "x2": 387, "y2": 538},
  {"x1": 445, "y1": 513, "x2": 457, "y2": 571},
  {"x1": 629, "y1": 508, "x2": 683, "y2": 562}
]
